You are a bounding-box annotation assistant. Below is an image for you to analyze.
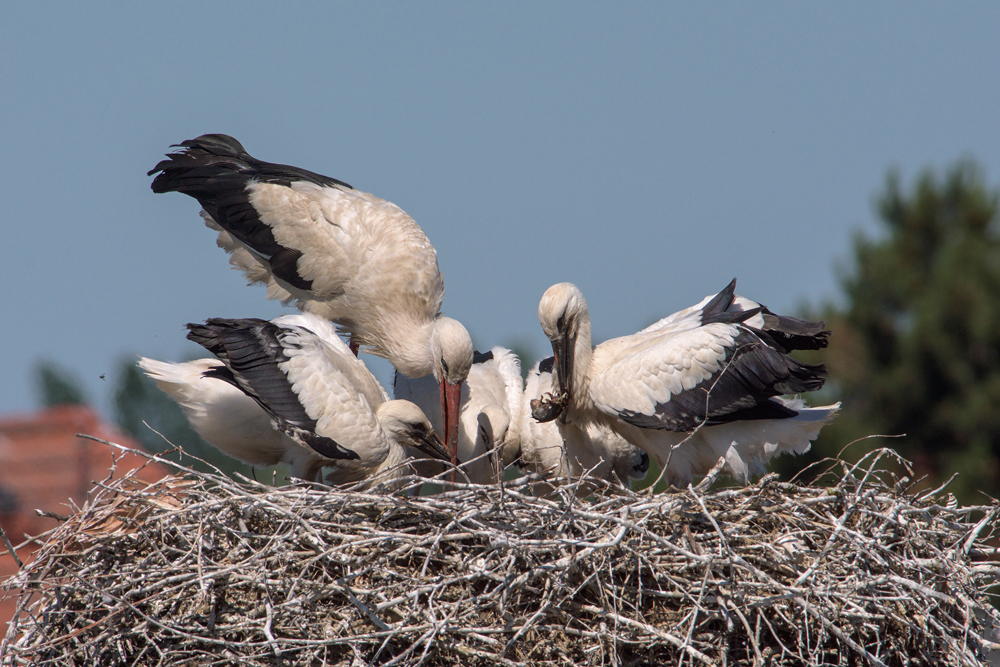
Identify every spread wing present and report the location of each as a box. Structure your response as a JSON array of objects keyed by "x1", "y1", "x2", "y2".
[
  {"x1": 150, "y1": 134, "x2": 445, "y2": 337},
  {"x1": 590, "y1": 323, "x2": 827, "y2": 432},
  {"x1": 638, "y1": 278, "x2": 829, "y2": 352},
  {"x1": 186, "y1": 315, "x2": 389, "y2": 463},
  {"x1": 637, "y1": 279, "x2": 742, "y2": 335}
]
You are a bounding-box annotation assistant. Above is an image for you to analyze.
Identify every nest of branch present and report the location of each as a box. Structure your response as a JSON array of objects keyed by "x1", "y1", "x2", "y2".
[{"x1": 2, "y1": 443, "x2": 1000, "y2": 667}]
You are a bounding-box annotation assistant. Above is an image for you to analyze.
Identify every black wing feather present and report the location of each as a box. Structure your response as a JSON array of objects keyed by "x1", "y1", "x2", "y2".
[
  {"x1": 697, "y1": 278, "x2": 738, "y2": 321},
  {"x1": 150, "y1": 134, "x2": 353, "y2": 291},
  {"x1": 759, "y1": 310, "x2": 831, "y2": 351},
  {"x1": 698, "y1": 278, "x2": 830, "y2": 351},
  {"x1": 537, "y1": 356, "x2": 555, "y2": 374},
  {"x1": 187, "y1": 317, "x2": 359, "y2": 461},
  {"x1": 617, "y1": 326, "x2": 826, "y2": 432},
  {"x1": 472, "y1": 349, "x2": 495, "y2": 364}
]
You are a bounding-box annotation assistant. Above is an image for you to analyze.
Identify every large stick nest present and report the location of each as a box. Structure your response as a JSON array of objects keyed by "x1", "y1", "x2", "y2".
[{"x1": 2, "y1": 441, "x2": 1000, "y2": 666}]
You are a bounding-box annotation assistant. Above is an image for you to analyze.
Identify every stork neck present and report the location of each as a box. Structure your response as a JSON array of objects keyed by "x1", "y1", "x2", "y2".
[
  {"x1": 565, "y1": 313, "x2": 594, "y2": 418},
  {"x1": 377, "y1": 316, "x2": 437, "y2": 379},
  {"x1": 374, "y1": 441, "x2": 410, "y2": 480}
]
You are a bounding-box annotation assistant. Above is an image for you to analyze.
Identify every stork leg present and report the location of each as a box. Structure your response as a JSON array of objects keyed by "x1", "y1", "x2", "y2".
[{"x1": 349, "y1": 335, "x2": 360, "y2": 357}]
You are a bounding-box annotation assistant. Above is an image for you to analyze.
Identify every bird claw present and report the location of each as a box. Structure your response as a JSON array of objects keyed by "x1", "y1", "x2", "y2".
[{"x1": 530, "y1": 392, "x2": 568, "y2": 423}]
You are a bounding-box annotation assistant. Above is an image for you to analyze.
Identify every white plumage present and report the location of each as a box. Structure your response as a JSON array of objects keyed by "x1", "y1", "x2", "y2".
[
  {"x1": 396, "y1": 346, "x2": 651, "y2": 491},
  {"x1": 518, "y1": 359, "x2": 650, "y2": 495},
  {"x1": 147, "y1": 313, "x2": 450, "y2": 489},
  {"x1": 532, "y1": 280, "x2": 839, "y2": 487},
  {"x1": 138, "y1": 356, "x2": 322, "y2": 480},
  {"x1": 394, "y1": 347, "x2": 524, "y2": 484},
  {"x1": 149, "y1": 134, "x2": 473, "y2": 462}
]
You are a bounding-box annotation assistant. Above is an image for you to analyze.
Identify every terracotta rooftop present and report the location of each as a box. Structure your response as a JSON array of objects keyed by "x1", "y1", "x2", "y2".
[{"x1": 0, "y1": 404, "x2": 171, "y2": 634}]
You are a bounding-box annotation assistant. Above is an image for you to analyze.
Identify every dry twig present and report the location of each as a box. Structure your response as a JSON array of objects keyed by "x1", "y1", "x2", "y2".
[{"x1": 2, "y1": 443, "x2": 999, "y2": 666}]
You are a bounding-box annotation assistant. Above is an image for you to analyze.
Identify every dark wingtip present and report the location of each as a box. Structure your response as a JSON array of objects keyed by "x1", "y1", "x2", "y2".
[
  {"x1": 703, "y1": 306, "x2": 763, "y2": 326},
  {"x1": 185, "y1": 317, "x2": 271, "y2": 354},
  {"x1": 472, "y1": 349, "x2": 495, "y2": 365},
  {"x1": 148, "y1": 134, "x2": 352, "y2": 198},
  {"x1": 165, "y1": 133, "x2": 248, "y2": 159},
  {"x1": 148, "y1": 134, "x2": 250, "y2": 182},
  {"x1": 760, "y1": 310, "x2": 832, "y2": 351},
  {"x1": 181, "y1": 133, "x2": 247, "y2": 154},
  {"x1": 185, "y1": 321, "x2": 214, "y2": 348},
  {"x1": 537, "y1": 356, "x2": 555, "y2": 375},
  {"x1": 201, "y1": 363, "x2": 237, "y2": 386},
  {"x1": 699, "y1": 278, "x2": 739, "y2": 320}
]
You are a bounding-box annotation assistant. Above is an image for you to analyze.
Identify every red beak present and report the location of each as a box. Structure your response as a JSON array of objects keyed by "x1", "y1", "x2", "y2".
[{"x1": 439, "y1": 378, "x2": 463, "y2": 479}]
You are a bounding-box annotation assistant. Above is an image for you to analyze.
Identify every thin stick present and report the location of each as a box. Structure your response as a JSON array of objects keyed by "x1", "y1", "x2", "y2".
[{"x1": 0, "y1": 521, "x2": 23, "y2": 569}]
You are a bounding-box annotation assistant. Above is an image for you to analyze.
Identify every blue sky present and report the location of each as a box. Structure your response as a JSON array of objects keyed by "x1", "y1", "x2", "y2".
[{"x1": 2, "y1": 3, "x2": 998, "y2": 418}]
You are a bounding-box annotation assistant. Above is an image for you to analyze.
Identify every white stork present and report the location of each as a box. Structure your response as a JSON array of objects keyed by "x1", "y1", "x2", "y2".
[
  {"x1": 159, "y1": 312, "x2": 451, "y2": 489},
  {"x1": 518, "y1": 358, "x2": 650, "y2": 495},
  {"x1": 394, "y1": 347, "x2": 524, "y2": 484},
  {"x1": 532, "y1": 279, "x2": 839, "y2": 487},
  {"x1": 148, "y1": 134, "x2": 473, "y2": 466}
]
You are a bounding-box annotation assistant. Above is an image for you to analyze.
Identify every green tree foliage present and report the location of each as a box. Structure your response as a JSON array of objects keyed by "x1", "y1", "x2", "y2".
[
  {"x1": 34, "y1": 360, "x2": 89, "y2": 407},
  {"x1": 113, "y1": 357, "x2": 284, "y2": 483},
  {"x1": 792, "y1": 160, "x2": 1000, "y2": 501}
]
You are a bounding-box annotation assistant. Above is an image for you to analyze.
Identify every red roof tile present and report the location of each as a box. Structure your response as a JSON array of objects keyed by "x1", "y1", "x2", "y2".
[{"x1": 0, "y1": 405, "x2": 172, "y2": 633}]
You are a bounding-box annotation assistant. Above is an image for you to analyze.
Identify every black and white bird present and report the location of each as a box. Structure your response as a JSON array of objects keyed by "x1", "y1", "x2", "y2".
[
  {"x1": 394, "y1": 347, "x2": 524, "y2": 484},
  {"x1": 148, "y1": 134, "x2": 473, "y2": 465},
  {"x1": 518, "y1": 357, "x2": 650, "y2": 495},
  {"x1": 148, "y1": 313, "x2": 450, "y2": 489},
  {"x1": 531, "y1": 279, "x2": 839, "y2": 486}
]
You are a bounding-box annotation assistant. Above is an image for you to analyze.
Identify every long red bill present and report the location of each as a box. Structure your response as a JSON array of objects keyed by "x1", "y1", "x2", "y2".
[
  {"x1": 439, "y1": 379, "x2": 463, "y2": 480},
  {"x1": 440, "y1": 380, "x2": 462, "y2": 481}
]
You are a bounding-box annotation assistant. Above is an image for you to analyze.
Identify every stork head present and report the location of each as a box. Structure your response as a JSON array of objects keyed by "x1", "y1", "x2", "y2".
[
  {"x1": 377, "y1": 400, "x2": 451, "y2": 462},
  {"x1": 538, "y1": 283, "x2": 587, "y2": 343},
  {"x1": 535, "y1": 283, "x2": 588, "y2": 421},
  {"x1": 429, "y1": 317, "x2": 474, "y2": 386},
  {"x1": 478, "y1": 404, "x2": 514, "y2": 481},
  {"x1": 429, "y1": 317, "x2": 474, "y2": 467}
]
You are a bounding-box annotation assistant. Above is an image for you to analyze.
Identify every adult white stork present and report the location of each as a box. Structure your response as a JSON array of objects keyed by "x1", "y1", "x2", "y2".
[
  {"x1": 148, "y1": 134, "x2": 473, "y2": 466},
  {"x1": 531, "y1": 280, "x2": 839, "y2": 487},
  {"x1": 170, "y1": 312, "x2": 451, "y2": 489},
  {"x1": 394, "y1": 347, "x2": 524, "y2": 484},
  {"x1": 518, "y1": 358, "x2": 650, "y2": 495}
]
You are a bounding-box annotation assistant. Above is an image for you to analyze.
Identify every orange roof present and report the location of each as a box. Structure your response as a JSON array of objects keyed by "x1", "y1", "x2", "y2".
[{"x1": 0, "y1": 404, "x2": 172, "y2": 632}]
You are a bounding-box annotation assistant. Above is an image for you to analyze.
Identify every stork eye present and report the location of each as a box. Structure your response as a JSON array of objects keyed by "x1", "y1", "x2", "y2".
[
  {"x1": 440, "y1": 356, "x2": 449, "y2": 375},
  {"x1": 557, "y1": 313, "x2": 567, "y2": 330}
]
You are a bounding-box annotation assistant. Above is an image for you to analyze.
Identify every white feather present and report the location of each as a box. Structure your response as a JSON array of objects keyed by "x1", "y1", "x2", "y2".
[
  {"x1": 518, "y1": 360, "x2": 649, "y2": 496},
  {"x1": 395, "y1": 346, "x2": 524, "y2": 484},
  {"x1": 143, "y1": 312, "x2": 445, "y2": 489},
  {"x1": 536, "y1": 282, "x2": 839, "y2": 487},
  {"x1": 138, "y1": 356, "x2": 325, "y2": 481}
]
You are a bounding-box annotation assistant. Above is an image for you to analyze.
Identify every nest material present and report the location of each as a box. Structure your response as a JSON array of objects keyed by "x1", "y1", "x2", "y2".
[{"x1": 2, "y1": 443, "x2": 1000, "y2": 666}]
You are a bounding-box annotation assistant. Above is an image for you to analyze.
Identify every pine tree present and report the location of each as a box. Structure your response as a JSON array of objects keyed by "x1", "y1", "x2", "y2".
[
  {"x1": 34, "y1": 360, "x2": 88, "y2": 407},
  {"x1": 793, "y1": 160, "x2": 1000, "y2": 501}
]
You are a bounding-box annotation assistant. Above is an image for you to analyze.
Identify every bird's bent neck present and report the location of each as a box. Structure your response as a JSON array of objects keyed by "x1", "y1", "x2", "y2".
[
  {"x1": 373, "y1": 316, "x2": 438, "y2": 379},
  {"x1": 374, "y1": 441, "x2": 410, "y2": 480},
  {"x1": 565, "y1": 312, "x2": 595, "y2": 420}
]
